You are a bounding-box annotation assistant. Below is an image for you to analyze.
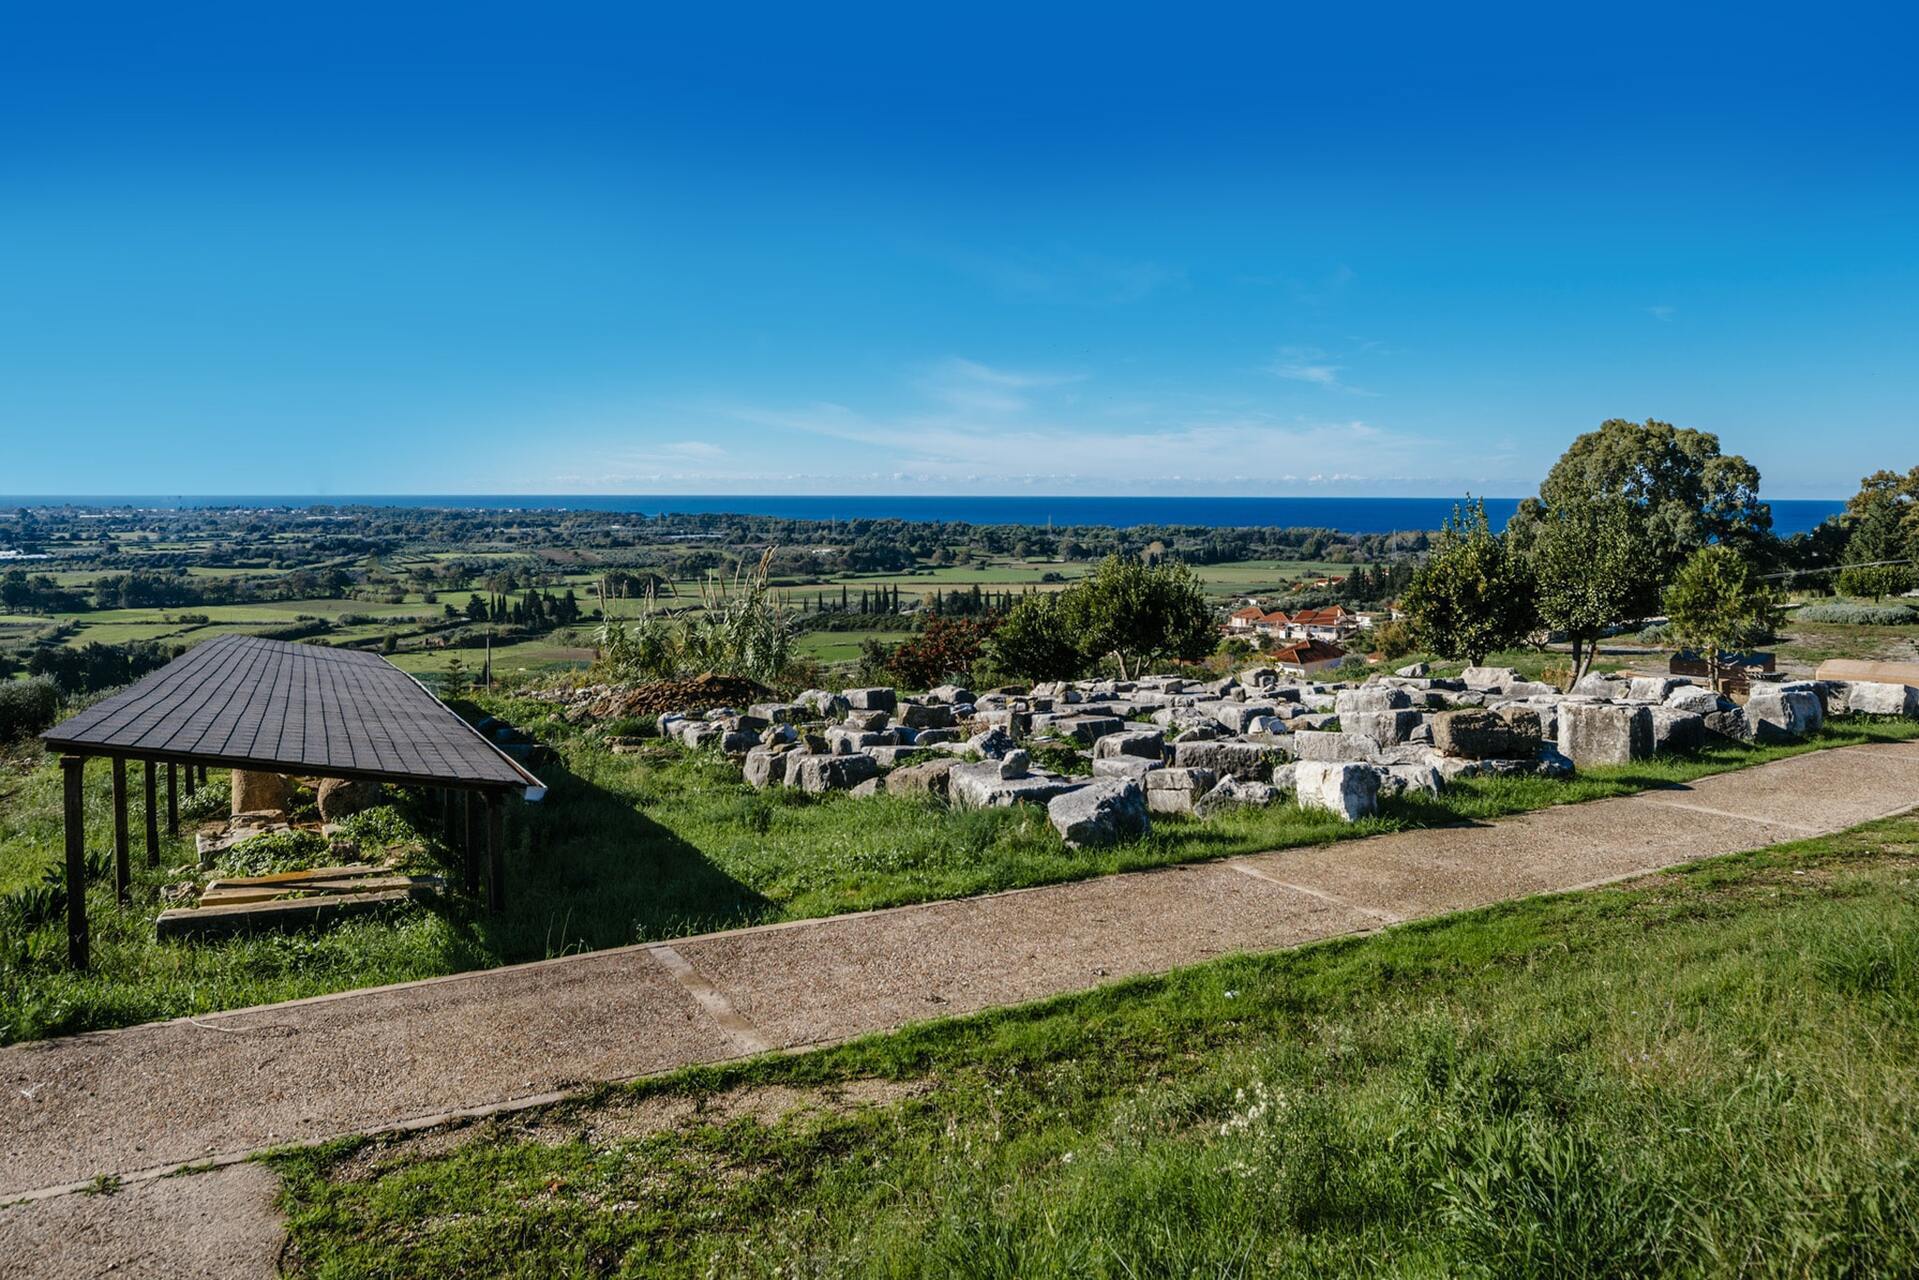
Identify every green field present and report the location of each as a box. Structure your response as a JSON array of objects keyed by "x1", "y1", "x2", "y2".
[
  {"x1": 273, "y1": 813, "x2": 1919, "y2": 1277},
  {"x1": 6, "y1": 707, "x2": 1917, "y2": 1044},
  {"x1": 793, "y1": 629, "x2": 901, "y2": 662}
]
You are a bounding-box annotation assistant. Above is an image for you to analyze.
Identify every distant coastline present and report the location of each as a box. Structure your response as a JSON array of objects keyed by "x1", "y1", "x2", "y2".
[{"x1": 0, "y1": 495, "x2": 1849, "y2": 537}]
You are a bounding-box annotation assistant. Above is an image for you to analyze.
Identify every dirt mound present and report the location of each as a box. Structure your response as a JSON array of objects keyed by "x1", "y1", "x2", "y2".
[{"x1": 583, "y1": 673, "x2": 771, "y2": 721}]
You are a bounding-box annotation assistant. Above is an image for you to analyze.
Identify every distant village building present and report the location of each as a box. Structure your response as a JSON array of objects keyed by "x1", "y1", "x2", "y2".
[{"x1": 1271, "y1": 638, "x2": 1347, "y2": 675}]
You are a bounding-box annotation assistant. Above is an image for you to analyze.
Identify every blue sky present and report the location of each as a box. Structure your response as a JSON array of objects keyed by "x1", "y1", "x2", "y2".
[{"x1": 2, "y1": 2, "x2": 1914, "y2": 498}]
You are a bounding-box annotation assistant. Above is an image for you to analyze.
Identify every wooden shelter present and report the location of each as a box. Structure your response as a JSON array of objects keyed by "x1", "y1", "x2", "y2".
[{"x1": 40, "y1": 634, "x2": 544, "y2": 968}]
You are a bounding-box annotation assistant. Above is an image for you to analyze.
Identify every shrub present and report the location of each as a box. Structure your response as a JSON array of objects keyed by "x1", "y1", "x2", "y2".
[
  {"x1": 0, "y1": 677, "x2": 59, "y2": 742},
  {"x1": 886, "y1": 616, "x2": 998, "y2": 690},
  {"x1": 1796, "y1": 602, "x2": 1916, "y2": 626},
  {"x1": 214, "y1": 829, "x2": 332, "y2": 877}
]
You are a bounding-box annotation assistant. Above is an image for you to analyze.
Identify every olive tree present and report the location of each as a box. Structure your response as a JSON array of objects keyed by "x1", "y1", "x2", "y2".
[
  {"x1": 1663, "y1": 545, "x2": 1776, "y2": 688},
  {"x1": 1530, "y1": 495, "x2": 1661, "y2": 686},
  {"x1": 1402, "y1": 500, "x2": 1535, "y2": 666}
]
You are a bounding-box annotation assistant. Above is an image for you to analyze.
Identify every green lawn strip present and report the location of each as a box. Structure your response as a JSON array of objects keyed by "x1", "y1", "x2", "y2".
[
  {"x1": 5, "y1": 716, "x2": 1918, "y2": 1044},
  {"x1": 269, "y1": 816, "x2": 1919, "y2": 1278}
]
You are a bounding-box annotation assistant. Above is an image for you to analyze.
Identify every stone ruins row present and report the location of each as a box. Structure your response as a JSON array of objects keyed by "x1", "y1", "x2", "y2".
[{"x1": 541, "y1": 668, "x2": 1918, "y2": 850}]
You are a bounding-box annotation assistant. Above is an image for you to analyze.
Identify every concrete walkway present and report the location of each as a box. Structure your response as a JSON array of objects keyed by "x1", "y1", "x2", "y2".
[{"x1": 6, "y1": 738, "x2": 1919, "y2": 1275}]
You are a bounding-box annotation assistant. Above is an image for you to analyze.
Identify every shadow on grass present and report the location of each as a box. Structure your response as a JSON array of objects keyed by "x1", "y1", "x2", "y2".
[{"x1": 427, "y1": 755, "x2": 775, "y2": 967}]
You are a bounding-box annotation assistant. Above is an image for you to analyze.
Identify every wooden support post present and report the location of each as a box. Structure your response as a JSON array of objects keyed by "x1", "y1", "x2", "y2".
[
  {"x1": 485, "y1": 792, "x2": 506, "y2": 914},
  {"x1": 144, "y1": 760, "x2": 160, "y2": 867},
  {"x1": 62, "y1": 756, "x2": 88, "y2": 970},
  {"x1": 111, "y1": 757, "x2": 131, "y2": 906},
  {"x1": 463, "y1": 791, "x2": 481, "y2": 895},
  {"x1": 166, "y1": 762, "x2": 179, "y2": 836},
  {"x1": 185, "y1": 761, "x2": 197, "y2": 798}
]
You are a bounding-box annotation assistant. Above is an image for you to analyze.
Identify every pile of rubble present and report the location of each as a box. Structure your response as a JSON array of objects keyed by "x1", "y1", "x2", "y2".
[
  {"x1": 586, "y1": 666, "x2": 1919, "y2": 850},
  {"x1": 544, "y1": 674, "x2": 772, "y2": 723}
]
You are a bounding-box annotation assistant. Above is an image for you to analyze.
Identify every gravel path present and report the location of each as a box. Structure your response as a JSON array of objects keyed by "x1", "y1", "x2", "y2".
[{"x1": 6, "y1": 738, "x2": 1918, "y2": 1277}]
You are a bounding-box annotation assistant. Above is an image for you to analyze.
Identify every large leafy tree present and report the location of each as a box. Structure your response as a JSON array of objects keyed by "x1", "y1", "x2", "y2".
[
  {"x1": 1530, "y1": 495, "x2": 1661, "y2": 686},
  {"x1": 1402, "y1": 500, "x2": 1536, "y2": 666},
  {"x1": 1836, "y1": 467, "x2": 1919, "y2": 600},
  {"x1": 1059, "y1": 555, "x2": 1216, "y2": 679},
  {"x1": 1663, "y1": 545, "x2": 1776, "y2": 688},
  {"x1": 1509, "y1": 419, "x2": 1772, "y2": 575},
  {"x1": 990, "y1": 556, "x2": 1214, "y2": 680},
  {"x1": 989, "y1": 592, "x2": 1088, "y2": 681}
]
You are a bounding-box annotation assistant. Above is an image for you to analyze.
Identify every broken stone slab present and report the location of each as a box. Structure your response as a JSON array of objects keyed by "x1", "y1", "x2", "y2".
[
  {"x1": 900, "y1": 703, "x2": 956, "y2": 729},
  {"x1": 1347, "y1": 708, "x2": 1424, "y2": 747},
  {"x1": 1048, "y1": 779, "x2": 1150, "y2": 849},
  {"x1": 1703, "y1": 707, "x2": 1752, "y2": 741},
  {"x1": 1845, "y1": 680, "x2": 1919, "y2": 717},
  {"x1": 928, "y1": 684, "x2": 975, "y2": 705},
  {"x1": 1091, "y1": 756, "x2": 1160, "y2": 781},
  {"x1": 885, "y1": 758, "x2": 957, "y2": 797},
  {"x1": 749, "y1": 702, "x2": 803, "y2": 724},
  {"x1": 1746, "y1": 683, "x2": 1824, "y2": 741},
  {"x1": 795, "y1": 689, "x2": 848, "y2": 717},
  {"x1": 842, "y1": 687, "x2": 898, "y2": 712},
  {"x1": 1461, "y1": 666, "x2": 1521, "y2": 691},
  {"x1": 864, "y1": 745, "x2": 921, "y2": 767},
  {"x1": 1557, "y1": 703, "x2": 1653, "y2": 768},
  {"x1": 742, "y1": 746, "x2": 788, "y2": 789},
  {"x1": 848, "y1": 777, "x2": 883, "y2": 798},
  {"x1": 1035, "y1": 714, "x2": 1126, "y2": 746},
  {"x1": 826, "y1": 727, "x2": 893, "y2": 754},
  {"x1": 230, "y1": 770, "x2": 293, "y2": 816},
  {"x1": 1376, "y1": 762, "x2": 1442, "y2": 798},
  {"x1": 1571, "y1": 672, "x2": 1625, "y2": 699},
  {"x1": 1294, "y1": 761, "x2": 1380, "y2": 821},
  {"x1": 1665, "y1": 685, "x2": 1727, "y2": 715},
  {"x1": 1143, "y1": 766, "x2": 1217, "y2": 815},
  {"x1": 1648, "y1": 707, "x2": 1706, "y2": 754},
  {"x1": 843, "y1": 709, "x2": 891, "y2": 732},
  {"x1": 719, "y1": 730, "x2": 759, "y2": 754},
  {"x1": 1432, "y1": 708, "x2": 1541, "y2": 760},
  {"x1": 1289, "y1": 730, "x2": 1382, "y2": 764},
  {"x1": 314, "y1": 777, "x2": 381, "y2": 823},
  {"x1": 1395, "y1": 661, "x2": 1430, "y2": 677},
  {"x1": 1193, "y1": 774, "x2": 1281, "y2": 816},
  {"x1": 1169, "y1": 738, "x2": 1284, "y2": 780},
  {"x1": 1335, "y1": 686, "x2": 1413, "y2": 716},
  {"x1": 791, "y1": 752, "x2": 882, "y2": 794},
  {"x1": 1502, "y1": 681, "x2": 1561, "y2": 698},
  {"x1": 1627, "y1": 676, "x2": 1685, "y2": 703},
  {"x1": 948, "y1": 762, "x2": 1087, "y2": 809},
  {"x1": 1093, "y1": 728, "x2": 1165, "y2": 761},
  {"x1": 1214, "y1": 702, "x2": 1279, "y2": 734}
]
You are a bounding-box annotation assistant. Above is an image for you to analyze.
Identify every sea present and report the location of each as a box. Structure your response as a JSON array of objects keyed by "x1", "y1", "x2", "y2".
[{"x1": 0, "y1": 495, "x2": 1850, "y2": 537}]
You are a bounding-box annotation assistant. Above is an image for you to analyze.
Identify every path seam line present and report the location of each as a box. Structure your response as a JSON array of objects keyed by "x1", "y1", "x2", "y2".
[
  {"x1": 1226, "y1": 861, "x2": 1406, "y2": 923},
  {"x1": 1636, "y1": 797, "x2": 1820, "y2": 832},
  {"x1": 645, "y1": 945, "x2": 773, "y2": 1055}
]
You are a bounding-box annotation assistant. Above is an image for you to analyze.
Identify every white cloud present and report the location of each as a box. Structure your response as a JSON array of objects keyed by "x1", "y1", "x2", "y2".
[
  {"x1": 1648, "y1": 304, "x2": 1676, "y2": 321},
  {"x1": 1265, "y1": 345, "x2": 1378, "y2": 395}
]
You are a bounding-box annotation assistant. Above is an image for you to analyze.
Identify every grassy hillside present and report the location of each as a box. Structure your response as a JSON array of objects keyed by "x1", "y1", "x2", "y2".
[
  {"x1": 274, "y1": 813, "x2": 1919, "y2": 1277},
  {"x1": 6, "y1": 714, "x2": 1918, "y2": 1044}
]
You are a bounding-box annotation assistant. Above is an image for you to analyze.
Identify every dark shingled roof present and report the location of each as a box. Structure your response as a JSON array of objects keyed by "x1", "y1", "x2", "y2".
[{"x1": 42, "y1": 634, "x2": 540, "y2": 791}]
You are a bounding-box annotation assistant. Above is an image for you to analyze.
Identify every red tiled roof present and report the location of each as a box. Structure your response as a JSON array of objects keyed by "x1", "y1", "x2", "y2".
[{"x1": 1272, "y1": 638, "x2": 1347, "y2": 665}]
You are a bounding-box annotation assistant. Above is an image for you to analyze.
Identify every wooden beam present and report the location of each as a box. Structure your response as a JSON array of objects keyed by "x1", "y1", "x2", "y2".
[
  {"x1": 166, "y1": 762, "x2": 179, "y2": 836},
  {"x1": 485, "y1": 792, "x2": 506, "y2": 914},
  {"x1": 144, "y1": 760, "x2": 160, "y2": 867},
  {"x1": 111, "y1": 757, "x2": 130, "y2": 906},
  {"x1": 463, "y1": 791, "x2": 481, "y2": 895},
  {"x1": 62, "y1": 756, "x2": 88, "y2": 970},
  {"x1": 184, "y1": 762, "x2": 197, "y2": 798}
]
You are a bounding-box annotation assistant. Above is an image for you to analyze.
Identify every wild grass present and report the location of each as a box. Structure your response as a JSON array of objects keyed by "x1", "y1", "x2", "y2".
[
  {"x1": 271, "y1": 816, "x2": 1919, "y2": 1278},
  {"x1": 3, "y1": 714, "x2": 1916, "y2": 1044}
]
